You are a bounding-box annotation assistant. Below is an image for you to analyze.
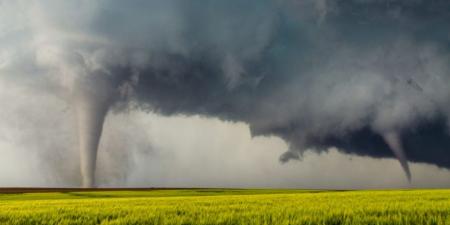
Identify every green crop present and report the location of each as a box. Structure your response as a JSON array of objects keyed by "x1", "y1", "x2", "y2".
[{"x1": 0, "y1": 189, "x2": 449, "y2": 225}]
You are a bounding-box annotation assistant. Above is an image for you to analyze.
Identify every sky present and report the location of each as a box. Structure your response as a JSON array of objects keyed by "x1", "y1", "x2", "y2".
[
  {"x1": 1, "y1": 81, "x2": 450, "y2": 188},
  {"x1": 0, "y1": 0, "x2": 450, "y2": 188}
]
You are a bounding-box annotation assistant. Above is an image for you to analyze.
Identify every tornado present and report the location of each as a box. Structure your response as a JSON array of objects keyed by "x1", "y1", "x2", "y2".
[
  {"x1": 74, "y1": 74, "x2": 115, "y2": 188},
  {"x1": 382, "y1": 132, "x2": 411, "y2": 182}
]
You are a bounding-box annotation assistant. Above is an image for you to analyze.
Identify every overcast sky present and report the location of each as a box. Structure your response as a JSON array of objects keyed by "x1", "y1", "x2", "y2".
[{"x1": 1, "y1": 0, "x2": 450, "y2": 188}]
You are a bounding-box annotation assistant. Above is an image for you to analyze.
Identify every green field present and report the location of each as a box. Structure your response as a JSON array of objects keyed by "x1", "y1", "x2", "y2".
[{"x1": 0, "y1": 189, "x2": 449, "y2": 225}]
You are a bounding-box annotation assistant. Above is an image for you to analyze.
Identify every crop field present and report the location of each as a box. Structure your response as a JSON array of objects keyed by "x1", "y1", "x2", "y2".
[{"x1": 0, "y1": 188, "x2": 449, "y2": 225}]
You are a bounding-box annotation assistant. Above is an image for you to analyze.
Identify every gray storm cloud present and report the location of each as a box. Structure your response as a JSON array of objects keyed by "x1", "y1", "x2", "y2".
[{"x1": 1, "y1": 0, "x2": 450, "y2": 186}]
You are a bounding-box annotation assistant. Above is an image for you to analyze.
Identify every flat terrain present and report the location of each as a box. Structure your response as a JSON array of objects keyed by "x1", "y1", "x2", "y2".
[{"x1": 0, "y1": 188, "x2": 449, "y2": 224}]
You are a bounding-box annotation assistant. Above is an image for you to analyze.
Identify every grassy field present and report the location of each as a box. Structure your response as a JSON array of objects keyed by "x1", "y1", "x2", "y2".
[{"x1": 0, "y1": 189, "x2": 449, "y2": 224}]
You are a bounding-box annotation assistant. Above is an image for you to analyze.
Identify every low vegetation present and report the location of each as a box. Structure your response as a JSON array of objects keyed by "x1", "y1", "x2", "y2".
[{"x1": 0, "y1": 189, "x2": 449, "y2": 224}]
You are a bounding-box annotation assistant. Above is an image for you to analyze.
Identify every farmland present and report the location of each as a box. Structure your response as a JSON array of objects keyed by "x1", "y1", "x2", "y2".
[{"x1": 0, "y1": 189, "x2": 449, "y2": 225}]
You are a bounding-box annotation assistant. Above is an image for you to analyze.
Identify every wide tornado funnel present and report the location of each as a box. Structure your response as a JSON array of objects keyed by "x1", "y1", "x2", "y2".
[{"x1": 74, "y1": 74, "x2": 114, "y2": 188}]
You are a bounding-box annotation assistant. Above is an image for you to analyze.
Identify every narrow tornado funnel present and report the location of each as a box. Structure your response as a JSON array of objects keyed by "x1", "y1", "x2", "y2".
[
  {"x1": 74, "y1": 74, "x2": 114, "y2": 188},
  {"x1": 382, "y1": 131, "x2": 411, "y2": 182}
]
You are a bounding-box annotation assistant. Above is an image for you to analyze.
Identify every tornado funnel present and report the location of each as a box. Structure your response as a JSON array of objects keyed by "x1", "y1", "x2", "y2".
[
  {"x1": 382, "y1": 131, "x2": 411, "y2": 182},
  {"x1": 74, "y1": 74, "x2": 114, "y2": 188}
]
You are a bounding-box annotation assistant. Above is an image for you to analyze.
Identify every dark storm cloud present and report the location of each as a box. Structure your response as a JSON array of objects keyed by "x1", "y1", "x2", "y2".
[
  {"x1": 127, "y1": 0, "x2": 450, "y2": 172},
  {"x1": 1, "y1": 0, "x2": 450, "y2": 182}
]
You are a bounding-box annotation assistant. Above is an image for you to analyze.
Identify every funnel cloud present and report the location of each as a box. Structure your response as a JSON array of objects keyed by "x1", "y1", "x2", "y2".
[
  {"x1": 74, "y1": 74, "x2": 117, "y2": 187},
  {"x1": 1, "y1": 0, "x2": 450, "y2": 187}
]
